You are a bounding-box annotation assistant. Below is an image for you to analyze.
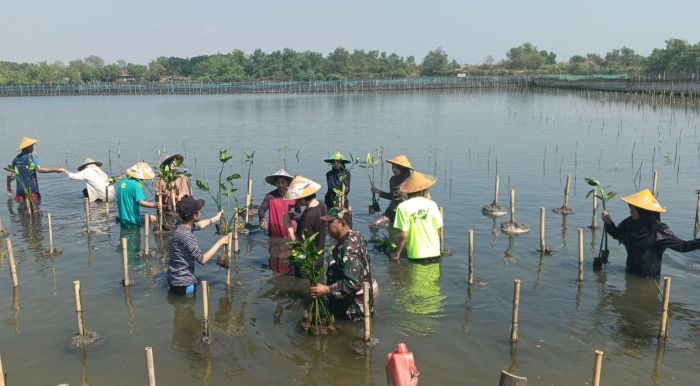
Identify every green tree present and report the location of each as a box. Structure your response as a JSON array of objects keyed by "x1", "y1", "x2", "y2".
[{"x1": 420, "y1": 47, "x2": 458, "y2": 76}]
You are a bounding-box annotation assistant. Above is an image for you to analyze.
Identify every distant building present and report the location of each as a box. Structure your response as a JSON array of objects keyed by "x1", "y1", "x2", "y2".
[{"x1": 118, "y1": 74, "x2": 135, "y2": 82}]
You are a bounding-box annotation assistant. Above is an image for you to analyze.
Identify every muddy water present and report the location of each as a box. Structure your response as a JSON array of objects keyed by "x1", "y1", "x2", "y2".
[{"x1": 1, "y1": 92, "x2": 700, "y2": 385}]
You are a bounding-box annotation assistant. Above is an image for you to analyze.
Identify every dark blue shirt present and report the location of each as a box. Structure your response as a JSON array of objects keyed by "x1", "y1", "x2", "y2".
[{"x1": 11, "y1": 151, "x2": 40, "y2": 197}]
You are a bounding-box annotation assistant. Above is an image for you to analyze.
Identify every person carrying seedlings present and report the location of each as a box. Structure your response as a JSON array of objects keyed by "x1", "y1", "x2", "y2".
[
  {"x1": 63, "y1": 158, "x2": 114, "y2": 202},
  {"x1": 167, "y1": 196, "x2": 228, "y2": 295},
  {"x1": 258, "y1": 169, "x2": 301, "y2": 275},
  {"x1": 391, "y1": 171, "x2": 443, "y2": 261},
  {"x1": 323, "y1": 152, "x2": 351, "y2": 209},
  {"x1": 6, "y1": 136, "x2": 65, "y2": 202},
  {"x1": 602, "y1": 189, "x2": 700, "y2": 277},
  {"x1": 284, "y1": 175, "x2": 327, "y2": 250},
  {"x1": 370, "y1": 154, "x2": 413, "y2": 227},
  {"x1": 116, "y1": 161, "x2": 161, "y2": 228},
  {"x1": 156, "y1": 154, "x2": 191, "y2": 230},
  {"x1": 310, "y1": 207, "x2": 373, "y2": 321}
]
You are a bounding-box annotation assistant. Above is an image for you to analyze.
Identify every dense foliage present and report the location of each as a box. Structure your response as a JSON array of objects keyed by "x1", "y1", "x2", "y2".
[{"x1": 2, "y1": 38, "x2": 700, "y2": 85}]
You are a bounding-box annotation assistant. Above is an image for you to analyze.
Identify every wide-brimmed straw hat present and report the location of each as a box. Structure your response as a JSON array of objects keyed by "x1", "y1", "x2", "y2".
[
  {"x1": 17, "y1": 136, "x2": 38, "y2": 151},
  {"x1": 324, "y1": 152, "x2": 351, "y2": 164},
  {"x1": 126, "y1": 161, "x2": 156, "y2": 180},
  {"x1": 398, "y1": 171, "x2": 437, "y2": 194},
  {"x1": 160, "y1": 154, "x2": 184, "y2": 169},
  {"x1": 386, "y1": 154, "x2": 413, "y2": 170},
  {"x1": 284, "y1": 176, "x2": 321, "y2": 200},
  {"x1": 265, "y1": 169, "x2": 294, "y2": 186},
  {"x1": 620, "y1": 189, "x2": 666, "y2": 213},
  {"x1": 78, "y1": 158, "x2": 103, "y2": 171}
]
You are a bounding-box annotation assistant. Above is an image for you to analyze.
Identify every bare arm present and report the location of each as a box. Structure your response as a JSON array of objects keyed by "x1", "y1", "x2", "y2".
[
  {"x1": 139, "y1": 200, "x2": 162, "y2": 211},
  {"x1": 37, "y1": 166, "x2": 65, "y2": 174},
  {"x1": 391, "y1": 231, "x2": 408, "y2": 260},
  {"x1": 196, "y1": 210, "x2": 224, "y2": 230},
  {"x1": 201, "y1": 236, "x2": 229, "y2": 264}
]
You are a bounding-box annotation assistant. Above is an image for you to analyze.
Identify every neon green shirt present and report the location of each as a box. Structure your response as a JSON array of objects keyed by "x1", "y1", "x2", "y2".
[{"x1": 393, "y1": 197, "x2": 443, "y2": 259}]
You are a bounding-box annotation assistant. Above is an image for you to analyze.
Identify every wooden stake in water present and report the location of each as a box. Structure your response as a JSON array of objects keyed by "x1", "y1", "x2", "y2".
[
  {"x1": 157, "y1": 194, "x2": 164, "y2": 232},
  {"x1": 245, "y1": 178, "x2": 253, "y2": 225},
  {"x1": 592, "y1": 350, "x2": 604, "y2": 386},
  {"x1": 84, "y1": 198, "x2": 91, "y2": 233},
  {"x1": 578, "y1": 228, "x2": 585, "y2": 283},
  {"x1": 363, "y1": 281, "x2": 371, "y2": 343},
  {"x1": 510, "y1": 279, "x2": 521, "y2": 343},
  {"x1": 202, "y1": 280, "x2": 210, "y2": 338},
  {"x1": 652, "y1": 171, "x2": 658, "y2": 197},
  {"x1": 439, "y1": 207, "x2": 445, "y2": 254},
  {"x1": 659, "y1": 276, "x2": 672, "y2": 338},
  {"x1": 48, "y1": 212, "x2": 55, "y2": 253},
  {"x1": 539, "y1": 208, "x2": 545, "y2": 255},
  {"x1": 105, "y1": 186, "x2": 110, "y2": 218},
  {"x1": 467, "y1": 230, "x2": 474, "y2": 285},
  {"x1": 144, "y1": 215, "x2": 150, "y2": 256},
  {"x1": 493, "y1": 176, "x2": 500, "y2": 206},
  {"x1": 74, "y1": 280, "x2": 86, "y2": 336},
  {"x1": 563, "y1": 174, "x2": 571, "y2": 208},
  {"x1": 170, "y1": 191, "x2": 177, "y2": 212},
  {"x1": 6, "y1": 239, "x2": 18, "y2": 287},
  {"x1": 145, "y1": 346, "x2": 156, "y2": 386},
  {"x1": 591, "y1": 192, "x2": 599, "y2": 229},
  {"x1": 510, "y1": 189, "x2": 516, "y2": 223},
  {"x1": 225, "y1": 233, "x2": 232, "y2": 288},
  {"x1": 122, "y1": 238, "x2": 130, "y2": 287},
  {"x1": 233, "y1": 213, "x2": 240, "y2": 254}
]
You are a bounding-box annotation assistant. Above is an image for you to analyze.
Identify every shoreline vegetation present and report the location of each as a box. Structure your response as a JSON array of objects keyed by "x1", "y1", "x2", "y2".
[{"x1": 2, "y1": 38, "x2": 700, "y2": 86}]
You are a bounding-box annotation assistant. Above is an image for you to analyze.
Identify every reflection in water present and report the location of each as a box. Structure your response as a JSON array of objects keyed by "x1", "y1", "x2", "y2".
[
  {"x1": 651, "y1": 339, "x2": 666, "y2": 386},
  {"x1": 123, "y1": 287, "x2": 135, "y2": 335},
  {"x1": 561, "y1": 214, "x2": 568, "y2": 248},
  {"x1": 392, "y1": 261, "x2": 445, "y2": 335},
  {"x1": 503, "y1": 234, "x2": 515, "y2": 261},
  {"x1": 508, "y1": 342, "x2": 518, "y2": 374},
  {"x1": 80, "y1": 347, "x2": 90, "y2": 386},
  {"x1": 8, "y1": 200, "x2": 44, "y2": 256}
]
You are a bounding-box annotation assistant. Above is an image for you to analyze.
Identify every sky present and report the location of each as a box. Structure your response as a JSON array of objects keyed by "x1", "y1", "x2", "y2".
[{"x1": 3, "y1": 0, "x2": 700, "y2": 65}]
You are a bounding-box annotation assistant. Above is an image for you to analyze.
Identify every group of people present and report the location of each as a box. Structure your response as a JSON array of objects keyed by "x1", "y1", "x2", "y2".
[{"x1": 7, "y1": 136, "x2": 700, "y2": 322}]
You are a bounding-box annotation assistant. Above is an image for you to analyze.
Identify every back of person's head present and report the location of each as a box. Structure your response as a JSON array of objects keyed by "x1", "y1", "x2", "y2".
[{"x1": 177, "y1": 197, "x2": 205, "y2": 221}]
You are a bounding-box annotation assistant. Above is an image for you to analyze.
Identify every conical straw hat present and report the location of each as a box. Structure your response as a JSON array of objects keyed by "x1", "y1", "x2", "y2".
[
  {"x1": 398, "y1": 171, "x2": 437, "y2": 194},
  {"x1": 324, "y1": 152, "x2": 351, "y2": 164},
  {"x1": 126, "y1": 161, "x2": 156, "y2": 180},
  {"x1": 620, "y1": 189, "x2": 666, "y2": 213},
  {"x1": 284, "y1": 176, "x2": 321, "y2": 200},
  {"x1": 78, "y1": 158, "x2": 103, "y2": 171},
  {"x1": 159, "y1": 154, "x2": 184, "y2": 169},
  {"x1": 386, "y1": 154, "x2": 413, "y2": 169},
  {"x1": 17, "y1": 136, "x2": 38, "y2": 151},
  {"x1": 265, "y1": 169, "x2": 294, "y2": 186}
]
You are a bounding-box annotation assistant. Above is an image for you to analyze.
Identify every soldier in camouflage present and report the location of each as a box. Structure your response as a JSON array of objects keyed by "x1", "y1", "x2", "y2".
[{"x1": 310, "y1": 208, "x2": 373, "y2": 321}]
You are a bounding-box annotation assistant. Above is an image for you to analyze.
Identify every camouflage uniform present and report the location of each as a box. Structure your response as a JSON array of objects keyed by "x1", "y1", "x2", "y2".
[{"x1": 326, "y1": 230, "x2": 373, "y2": 321}]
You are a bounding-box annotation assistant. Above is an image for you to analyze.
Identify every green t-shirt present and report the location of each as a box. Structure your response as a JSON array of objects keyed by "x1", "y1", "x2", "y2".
[
  {"x1": 393, "y1": 197, "x2": 443, "y2": 259},
  {"x1": 116, "y1": 178, "x2": 146, "y2": 228}
]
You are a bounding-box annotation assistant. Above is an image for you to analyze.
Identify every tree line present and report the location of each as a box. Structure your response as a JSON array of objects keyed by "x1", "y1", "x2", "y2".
[{"x1": 0, "y1": 38, "x2": 698, "y2": 85}]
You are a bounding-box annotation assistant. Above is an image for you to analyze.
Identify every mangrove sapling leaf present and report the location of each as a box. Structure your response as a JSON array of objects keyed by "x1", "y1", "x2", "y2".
[
  {"x1": 195, "y1": 149, "x2": 242, "y2": 234},
  {"x1": 585, "y1": 178, "x2": 616, "y2": 268},
  {"x1": 357, "y1": 152, "x2": 381, "y2": 211}
]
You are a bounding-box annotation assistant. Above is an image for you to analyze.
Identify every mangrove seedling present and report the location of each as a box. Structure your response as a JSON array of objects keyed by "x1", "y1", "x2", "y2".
[
  {"x1": 195, "y1": 149, "x2": 241, "y2": 234},
  {"x1": 5, "y1": 163, "x2": 36, "y2": 214},
  {"x1": 158, "y1": 158, "x2": 191, "y2": 198},
  {"x1": 286, "y1": 233, "x2": 337, "y2": 335},
  {"x1": 357, "y1": 152, "x2": 381, "y2": 214},
  {"x1": 586, "y1": 178, "x2": 616, "y2": 270}
]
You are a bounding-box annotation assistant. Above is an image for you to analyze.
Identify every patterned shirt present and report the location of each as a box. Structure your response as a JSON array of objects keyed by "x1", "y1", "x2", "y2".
[
  {"x1": 10, "y1": 151, "x2": 40, "y2": 197},
  {"x1": 168, "y1": 223, "x2": 203, "y2": 287},
  {"x1": 326, "y1": 230, "x2": 373, "y2": 321}
]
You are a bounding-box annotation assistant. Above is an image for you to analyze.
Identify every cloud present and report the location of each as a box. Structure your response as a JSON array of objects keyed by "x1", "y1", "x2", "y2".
[{"x1": 200, "y1": 27, "x2": 218, "y2": 37}]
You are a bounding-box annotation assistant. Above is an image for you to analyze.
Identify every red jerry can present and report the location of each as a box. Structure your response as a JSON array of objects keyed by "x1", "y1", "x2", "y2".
[{"x1": 385, "y1": 343, "x2": 419, "y2": 386}]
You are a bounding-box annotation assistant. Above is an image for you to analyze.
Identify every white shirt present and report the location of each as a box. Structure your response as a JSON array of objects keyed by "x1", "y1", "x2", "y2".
[{"x1": 67, "y1": 164, "x2": 115, "y2": 202}]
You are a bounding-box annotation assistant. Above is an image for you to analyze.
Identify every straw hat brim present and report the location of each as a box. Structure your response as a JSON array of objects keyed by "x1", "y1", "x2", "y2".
[
  {"x1": 127, "y1": 162, "x2": 156, "y2": 180},
  {"x1": 78, "y1": 160, "x2": 103, "y2": 171},
  {"x1": 17, "y1": 137, "x2": 38, "y2": 151},
  {"x1": 265, "y1": 175, "x2": 293, "y2": 186},
  {"x1": 160, "y1": 154, "x2": 184, "y2": 169},
  {"x1": 398, "y1": 171, "x2": 437, "y2": 193},
  {"x1": 620, "y1": 189, "x2": 667, "y2": 213},
  {"x1": 386, "y1": 154, "x2": 413, "y2": 170},
  {"x1": 283, "y1": 176, "x2": 321, "y2": 200},
  {"x1": 324, "y1": 158, "x2": 351, "y2": 164}
]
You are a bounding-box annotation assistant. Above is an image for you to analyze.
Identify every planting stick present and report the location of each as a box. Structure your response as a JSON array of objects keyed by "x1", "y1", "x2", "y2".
[
  {"x1": 233, "y1": 213, "x2": 240, "y2": 254},
  {"x1": 363, "y1": 281, "x2": 371, "y2": 342},
  {"x1": 539, "y1": 208, "x2": 545, "y2": 255},
  {"x1": 145, "y1": 347, "x2": 156, "y2": 386},
  {"x1": 652, "y1": 171, "x2": 658, "y2": 197},
  {"x1": 468, "y1": 230, "x2": 474, "y2": 285},
  {"x1": 6, "y1": 239, "x2": 18, "y2": 287},
  {"x1": 578, "y1": 229, "x2": 584, "y2": 283},
  {"x1": 105, "y1": 186, "x2": 110, "y2": 217},
  {"x1": 157, "y1": 194, "x2": 164, "y2": 232},
  {"x1": 592, "y1": 350, "x2": 604, "y2": 386},
  {"x1": 439, "y1": 207, "x2": 444, "y2": 254},
  {"x1": 74, "y1": 280, "x2": 85, "y2": 336},
  {"x1": 510, "y1": 189, "x2": 516, "y2": 223},
  {"x1": 0, "y1": 353, "x2": 5, "y2": 386},
  {"x1": 122, "y1": 238, "x2": 130, "y2": 287},
  {"x1": 562, "y1": 174, "x2": 571, "y2": 208},
  {"x1": 493, "y1": 176, "x2": 500, "y2": 205},
  {"x1": 591, "y1": 192, "x2": 598, "y2": 229},
  {"x1": 659, "y1": 276, "x2": 671, "y2": 338},
  {"x1": 245, "y1": 178, "x2": 253, "y2": 224},
  {"x1": 144, "y1": 215, "x2": 150, "y2": 255},
  {"x1": 48, "y1": 212, "x2": 54, "y2": 252},
  {"x1": 202, "y1": 280, "x2": 210, "y2": 338},
  {"x1": 510, "y1": 279, "x2": 521, "y2": 343},
  {"x1": 170, "y1": 191, "x2": 176, "y2": 212},
  {"x1": 84, "y1": 198, "x2": 91, "y2": 233},
  {"x1": 226, "y1": 233, "x2": 232, "y2": 287}
]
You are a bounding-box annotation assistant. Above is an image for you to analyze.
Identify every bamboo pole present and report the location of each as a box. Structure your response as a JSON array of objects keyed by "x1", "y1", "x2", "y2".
[
  {"x1": 0, "y1": 353, "x2": 5, "y2": 386},
  {"x1": 592, "y1": 350, "x2": 604, "y2": 386},
  {"x1": 245, "y1": 178, "x2": 253, "y2": 224},
  {"x1": 539, "y1": 208, "x2": 545, "y2": 255},
  {"x1": 157, "y1": 194, "x2": 164, "y2": 232},
  {"x1": 467, "y1": 230, "x2": 474, "y2": 285},
  {"x1": 562, "y1": 174, "x2": 571, "y2": 208},
  {"x1": 145, "y1": 347, "x2": 156, "y2": 386},
  {"x1": 591, "y1": 192, "x2": 599, "y2": 229},
  {"x1": 363, "y1": 281, "x2": 371, "y2": 343},
  {"x1": 510, "y1": 189, "x2": 516, "y2": 223},
  {"x1": 170, "y1": 191, "x2": 176, "y2": 212},
  {"x1": 225, "y1": 233, "x2": 232, "y2": 287},
  {"x1": 48, "y1": 212, "x2": 54, "y2": 253},
  {"x1": 6, "y1": 239, "x2": 18, "y2": 287},
  {"x1": 510, "y1": 279, "x2": 521, "y2": 343},
  {"x1": 652, "y1": 171, "x2": 658, "y2": 197},
  {"x1": 122, "y1": 238, "x2": 130, "y2": 287},
  {"x1": 439, "y1": 207, "x2": 444, "y2": 254},
  {"x1": 659, "y1": 276, "x2": 672, "y2": 338},
  {"x1": 233, "y1": 213, "x2": 239, "y2": 254},
  {"x1": 202, "y1": 280, "x2": 210, "y2": 338},
  {"x1": 578, "y1": 228, "x2": 584, "y2": 283},
  {"x1": 144, "y1": 215, "x2": 150, "y2": 255},
  {"x1": 74, "y1": 280, "x2": 85, "y2": 336},
  {"x1": 493, "y1": 176, "x2": 500, "y2": 206}
]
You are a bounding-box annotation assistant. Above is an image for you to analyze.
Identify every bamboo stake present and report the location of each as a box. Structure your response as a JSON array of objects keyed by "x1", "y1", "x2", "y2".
[
  {"x1": 105, "y1": 186, "x2": 110, "y2": 218},
  {"x1": 510, "y1": 189, "x2": 516, "y2": 223},
  {"x1": 363, "y1": 281, "x2": 371, "y2": 343},
  {"x1": 245, "y1": 178, "x2": 253, "y2": 224},
  {"x1": 48, "y1": 212, "x2": 54, "y2": 253},
  {"x1": 6, "y1": 239, "x2": 18, "y2": 287},
  {"x1": 145, "y1": 347, "x2": 156, "y2": 386},
  {"x1": 510, "y1": 279, "x2": 521, "y2": 343},
  {"x1": 592, "y1": 350, "x2": 604, "y2": 386},
  {"x1": 493, "y1": 175, "x2": 500, "y2": 206},
  {"x1": 439, "y1": 207, "x2": 444, "y2": 254},
  {"x1": 74, "y1": 280, "x2": 85, "y2": 336},
  {"x1": 467, "y1": 230, "x2": 474, "y2": 285},
  {"x1": 144, "y1": 215, "x2": 150, "y2": 255},
  {"x1": 170, "y1": 191, "x2": 176, "y2": 212},
  {"x1": 202, "y1": 280, "x2": 210, "y2": 338},
  {"x1": 563, "y1": 174, "x2": 571, "y2": 208},
  {"x1": 233, "y1": 213, "x2": 239, "y2": 254},
  {"x1": 539, "y1": 208, "x2": 545, "y2": 255},
  {"x1": 122, "y1": 238, "x2": 130, "y2": 287},
  {"x1": 652, "y1": 171, "x2": 658, "y2": 197},
  {"x1": 591, "y1": 192, "x2": 599, "y2": 229},
  {"x1": 84, "y1": 198, "x2": 91, "y2": 233},
  {"x1": 659, "y1": 276, "x2": 671, "y2": 338},
  {"x1": 578, "y1": 228, "x2": 585, "y2": 283},
  {"x1": 0, "y1": 353, "x2": 5, "y2": 386},
  {"x1": 158, "y1": 194, "x2": 164, "y2": 232}
]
